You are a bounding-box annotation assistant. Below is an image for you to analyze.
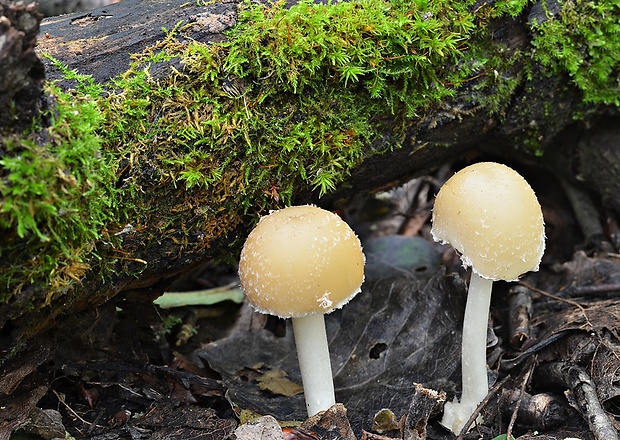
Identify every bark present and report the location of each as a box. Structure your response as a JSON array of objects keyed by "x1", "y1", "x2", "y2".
[
  {"x1": 0, "y1": 0, "x2": 45, "y2": 134},
  {"x1": 1, "y1": 0, "x2": 620, "y2": 368}
]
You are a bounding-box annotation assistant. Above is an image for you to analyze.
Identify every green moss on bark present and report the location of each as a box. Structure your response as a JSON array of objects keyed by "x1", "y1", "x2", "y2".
[
  {"x1": 0, "y1": 79, "x2": 119, "y2": 302},
  {"x1": 530, "y1": 0, "x2": 620, "y2": 105},
  {"x1": 1, "y1": 0, "x2": 618, "y2": 309}
]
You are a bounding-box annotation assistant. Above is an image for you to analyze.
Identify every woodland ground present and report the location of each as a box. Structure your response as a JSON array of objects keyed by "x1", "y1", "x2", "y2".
[{"x1": 7, "y1": 158, "x2": 620, "y2": 440}]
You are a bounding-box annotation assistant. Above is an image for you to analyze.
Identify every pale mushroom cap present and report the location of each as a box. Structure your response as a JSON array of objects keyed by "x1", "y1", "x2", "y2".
[
  {"x1": 431, "y1": 162, "x2": 545, "y2": 281},
  {"x1": 238, "y1": 205, "x2": 365, "y2": 318}
]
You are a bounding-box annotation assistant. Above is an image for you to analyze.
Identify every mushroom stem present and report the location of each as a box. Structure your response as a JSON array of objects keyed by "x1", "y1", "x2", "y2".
[
  {"x1": 461, "y1": 273, "x2": 493, "y2": 410},
  {"x1": 441, "y1": 272, "x2": 493, "y2": 433},
  {"x1": 291, "y1": 313, "x2": 336, "y2": 417}
]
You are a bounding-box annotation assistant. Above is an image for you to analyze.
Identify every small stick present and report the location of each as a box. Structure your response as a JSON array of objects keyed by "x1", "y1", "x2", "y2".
[
  {"x1": 566, "y1": 283, "x2": 620, "y2": 297},
  {"x1": 500, "y1": 330, "x2": 573, "y2": 370},
  {"x1": 53, "y1": 390, "x2": 106, "y2": 429},
  {"x1": 507, "y1": 285, "x2": 532, "y2": 349},
  {"x1": 537, "y1": 362, "x2": 619, "y2": 440},
  {"x1": 506, "y1": 360, "x2": 535, "y2": 440},
  {"x1": 455, "y1": 376, "x2": 510, "y2": 440}
]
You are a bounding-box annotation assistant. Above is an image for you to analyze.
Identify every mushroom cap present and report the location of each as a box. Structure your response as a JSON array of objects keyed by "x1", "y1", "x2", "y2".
[
  {"x1": 238, "y1": 205, "x2": 365, "y2": 318},
  {"x1": 431, "y1": 162, "x2": 545, "y2": 281}
]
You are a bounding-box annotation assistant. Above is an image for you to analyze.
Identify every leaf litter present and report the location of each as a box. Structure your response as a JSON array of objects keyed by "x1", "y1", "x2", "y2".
[
  {"x1": 198, "y1": 271, "x2": 466, "y2": 433},
  {"x1": 4, "y1": 166, "x2": 620, "y2": 439}
]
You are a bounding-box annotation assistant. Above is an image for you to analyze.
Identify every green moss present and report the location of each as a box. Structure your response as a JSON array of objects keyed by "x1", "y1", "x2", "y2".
[
  {"x1": 103, "y1": 0, "x2": 489, "y2": 208},
  {"x1": 2, "y1": 0, "x2": 617, "y2": 305},
  {"x1": 224, "y1": 0, "x2": 478, "y2": 110},
  {"x1": 530, "y1": 0, "x2": 620, "y2": 105},
  {"x1": 492, "y1": 0, "x2": 533, "y2": 18},
  {"x1": 0, "y1": 73, "x2": 119, "y2": 301}
]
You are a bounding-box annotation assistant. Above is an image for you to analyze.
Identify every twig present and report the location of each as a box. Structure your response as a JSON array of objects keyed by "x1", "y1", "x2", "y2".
[
  {"x1": 53, "y1": 390, "x2": 106, "y2": 429},
  {"x1": 455, "y1": 376, "x2": 510, "y2": 440},
  {"x1": 500, "y1": 330, "x2": 573, "y2": 370},
  {"x1": 517, "y1": 281, "x2": 594, "y2": 331},
  {"x1": 537, "y1": 362, "x2": 619, "y2": 440},
  {"x1": 566, "y1": 283, "x2": 620, "y2": 297},
  {"x1": 505, "y1": 359, "x2": 535, "y2": 440},
  {"x1": 507, "y1": 285, "x2": 532, "y2": 349}
]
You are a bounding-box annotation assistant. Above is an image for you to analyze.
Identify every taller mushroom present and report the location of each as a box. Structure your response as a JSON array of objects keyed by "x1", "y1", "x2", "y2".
[
  {"x1": 431, "y1": 162, "x2": 545, "y2": 434},
  {"x1": 238, "y1": 205, "x2": 365, "y2": 417}
]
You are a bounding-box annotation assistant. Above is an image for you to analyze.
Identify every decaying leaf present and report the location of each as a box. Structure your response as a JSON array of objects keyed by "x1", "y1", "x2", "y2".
[
  {"x1": 198, "y1": 271, "x2": 466, "y2": 433},
  {"x1": 129, "y1": 403, "x2": 237, "y2": 439},
  {"x1": 19, "y1": 408, "x2": 67, "y2": 440},
  {"x1": 372, "y1": 408, "x2": 400, "y2": 433},
  {"x1": 404, "y1": 383, "x2": 446, "y2": 440},
  {"x1": 257, "y1": 368, "x2": 304, "y2": 397}
]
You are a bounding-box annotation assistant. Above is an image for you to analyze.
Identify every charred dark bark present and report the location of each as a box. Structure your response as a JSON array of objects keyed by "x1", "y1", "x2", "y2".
[{"x1": 0, "y1": 0, "x2": 46, "y2": 134}]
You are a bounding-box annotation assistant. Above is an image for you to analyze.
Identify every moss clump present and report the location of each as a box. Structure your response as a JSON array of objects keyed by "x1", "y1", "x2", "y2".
[
  {"x1": 0, "y1": 75, "x2": 118, "y2": 302},
  {"x1": 103, "y1": 0, "x2": 511, "y2": 211},
  {"x1": 530, "y1": 0, "x2": 620, "y2": 105},
  {"x1": 224, "y1": 0, "x2": 478, "y2": 112}
]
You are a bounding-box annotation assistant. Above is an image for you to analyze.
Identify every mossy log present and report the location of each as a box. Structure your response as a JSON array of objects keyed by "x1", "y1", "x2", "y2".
[{"x1": 1, "y1": 0, "x2": 620, "y2": 367}]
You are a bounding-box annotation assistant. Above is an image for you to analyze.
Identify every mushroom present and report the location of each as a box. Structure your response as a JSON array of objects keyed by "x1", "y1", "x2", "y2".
[
  {"x1": 430, "y1": 162, "x2": 545, "y2": 434},
  {"x1": 238, "y1": 205, "x2": 365, "y2": 417}
]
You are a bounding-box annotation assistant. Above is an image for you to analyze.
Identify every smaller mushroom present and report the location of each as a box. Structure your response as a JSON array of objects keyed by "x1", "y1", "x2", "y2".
[
  {"x1": 431, "y1": 162, "x2": 545, "y2": 434},
  {"x1": 238, "y1": 205, "x2": 365, "y2": 417}
]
